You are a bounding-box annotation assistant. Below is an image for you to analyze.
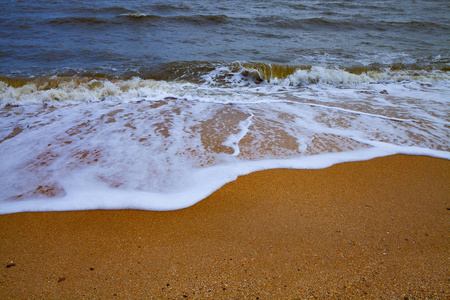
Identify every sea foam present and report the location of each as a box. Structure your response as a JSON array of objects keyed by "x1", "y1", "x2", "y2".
[
  {"x1": 0, "y1": 142, "x2": 448, "y2": 215},
  {"x1": 0, "y1": 64, "x2": 449, "y2": 214}
]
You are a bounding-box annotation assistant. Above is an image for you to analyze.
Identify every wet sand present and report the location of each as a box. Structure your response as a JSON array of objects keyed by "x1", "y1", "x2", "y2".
[{"x1": 0, "y1": 154, "x2": 449, "y2": 299}]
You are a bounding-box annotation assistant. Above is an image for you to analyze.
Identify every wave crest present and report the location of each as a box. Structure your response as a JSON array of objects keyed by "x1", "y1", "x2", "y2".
[
  {"x1": 0, "y1": 77, "x2": 183, "y2": 105},
  {"x1": 1, "y1": 62, "x2": 449, "y2": 105},
  {"x1": 221, "y1": 62, "x2": 450, "y2": 86}
]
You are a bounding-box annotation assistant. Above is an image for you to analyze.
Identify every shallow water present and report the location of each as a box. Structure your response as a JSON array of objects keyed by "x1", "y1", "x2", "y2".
[{"x1": 0, "y1": 0, "x2": 449, "y2": 213}]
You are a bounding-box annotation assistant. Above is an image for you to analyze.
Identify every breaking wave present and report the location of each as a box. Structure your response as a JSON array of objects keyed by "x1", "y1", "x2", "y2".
[
  {"x1": 207, "y1": 62, "x2": 450, "y2": 87},
  {"x1": 1, "y1": 62, "x2": 449, "y2": 105},
  {"x1": 0, "y1": 77, "x2": 188, "y2": 105}
]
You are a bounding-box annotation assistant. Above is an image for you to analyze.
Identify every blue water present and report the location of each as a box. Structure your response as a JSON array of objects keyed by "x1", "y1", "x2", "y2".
[{"x1": 1, "y1": 0, "x2": 449, "y2": 77}]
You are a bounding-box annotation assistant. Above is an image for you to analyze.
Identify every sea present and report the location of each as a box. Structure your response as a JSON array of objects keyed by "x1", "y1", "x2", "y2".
[{"x1": 0, "y1": 0, "x2": 449, "y2": 214}]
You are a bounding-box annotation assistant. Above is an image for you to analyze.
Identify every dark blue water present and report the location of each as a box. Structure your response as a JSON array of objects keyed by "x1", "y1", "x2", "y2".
[{"x1": 1, "y1": 0, "x2": 449, "y2": 77}]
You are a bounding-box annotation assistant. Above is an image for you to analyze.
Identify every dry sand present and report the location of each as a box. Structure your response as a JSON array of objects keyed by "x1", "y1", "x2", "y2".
[{"x1": 0, "y1": 154, "x2": 449, "y2": 299}]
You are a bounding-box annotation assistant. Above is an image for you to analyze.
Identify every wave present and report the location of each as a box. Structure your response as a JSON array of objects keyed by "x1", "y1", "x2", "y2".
[
  {"x1": 151, "y1": 4, "x2": 191, "y2": 11},
  {"x1": 118, "y1": 12, "x2": 162, "y2": 19},
  {"x1": 77, "y1": 4, "x2": 189, "y2": 14},
  {"x1": 1, "y1": 61, "x2": 449, "y2": 105},
  {"x1": 48, "y1": 12, "x2": 233, "y2": 27},
  {"x1": 49, "y1": 17, "x2": 111, "y2": 26},
  {"x1": 119, "y1": 13, "x2": 229, "y2": 25},
  {"x1": 100, "y1": 6, "x2": 135, "y2": 14},
  {"x1": 0, "y1": 76, "x2": 184, "y2": 105},
  {"x1": 47, "y1": 13, "x2": 230, "y2": 27},
  {"x1": 214, "y1": 62, "x2": 450, "y2": 86},
  {"x1": 47, "y1": 13, "x2": 445, "y2": 32},
  {"x1": 385, "y1": 21, "x2": 448, "y2": 30},
  {"x1": 75, "y1": 6, "x2": 135, "y2": 15},
  {"x1": 177, "y1": 14, "x2": 229, "y2": 25},
  {"x1": 253, "y1": 16, "x2": 447, "y2": 32},
  {"x1": 254, "y1": 16, "x2": 354, "y2": 30}
]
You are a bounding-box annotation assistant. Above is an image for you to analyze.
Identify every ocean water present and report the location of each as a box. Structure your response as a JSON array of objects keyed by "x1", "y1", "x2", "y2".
[{"x1": 0, "y1": 0, "x2": 449, "y2": 214}]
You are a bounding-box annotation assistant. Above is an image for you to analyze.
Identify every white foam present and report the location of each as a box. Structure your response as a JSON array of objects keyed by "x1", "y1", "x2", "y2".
[
  {"x1": 214, "y1": 64, "x2": 450, "y2": 88},
  {"x1": 281, "y1": 66, "x2": 371, "y2": 86},
  {"x1": 0, "y1": 77, "x2": 195, "y2": 105},
  {"x1": 0, "y1": 144, "x2": 448, "y2": 215},
  {"x1": 222, "y1": 113, "x2": 254, "y2": 156},
  {"x1": 0, "y1": 69, "x2": 449, "y2": 214}
]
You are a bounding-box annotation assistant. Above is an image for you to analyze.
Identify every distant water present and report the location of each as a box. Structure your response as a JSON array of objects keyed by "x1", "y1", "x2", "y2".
[
  {"x1": 1, "y1": 0, "x2": 449, "y2": 75},
  {"x1": 0, "y1": 0, "x2": 449, "y2": 214}
]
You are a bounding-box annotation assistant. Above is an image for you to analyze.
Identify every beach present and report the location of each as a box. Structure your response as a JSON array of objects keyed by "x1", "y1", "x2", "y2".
[
  {"x1": 1, "y1": 154, "x2": 448, "y2": 299},
  {"x1": 1, "y1": 1, "x2": 449, "y2": 298}
]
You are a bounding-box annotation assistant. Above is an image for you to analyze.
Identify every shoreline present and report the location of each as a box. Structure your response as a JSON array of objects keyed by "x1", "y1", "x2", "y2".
[{"x1": 1, "y1": 154, "x2": 449, "y2": 299}]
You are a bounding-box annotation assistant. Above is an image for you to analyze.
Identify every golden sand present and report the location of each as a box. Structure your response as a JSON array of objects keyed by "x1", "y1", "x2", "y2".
[{"x1": 0, "y1": 155, "x2": 449, "y2": 299}]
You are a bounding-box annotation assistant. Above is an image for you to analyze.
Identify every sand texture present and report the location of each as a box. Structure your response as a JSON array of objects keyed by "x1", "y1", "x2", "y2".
[{"x1": 1, "y1": 155, "x2": 449, "y2": 299}]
